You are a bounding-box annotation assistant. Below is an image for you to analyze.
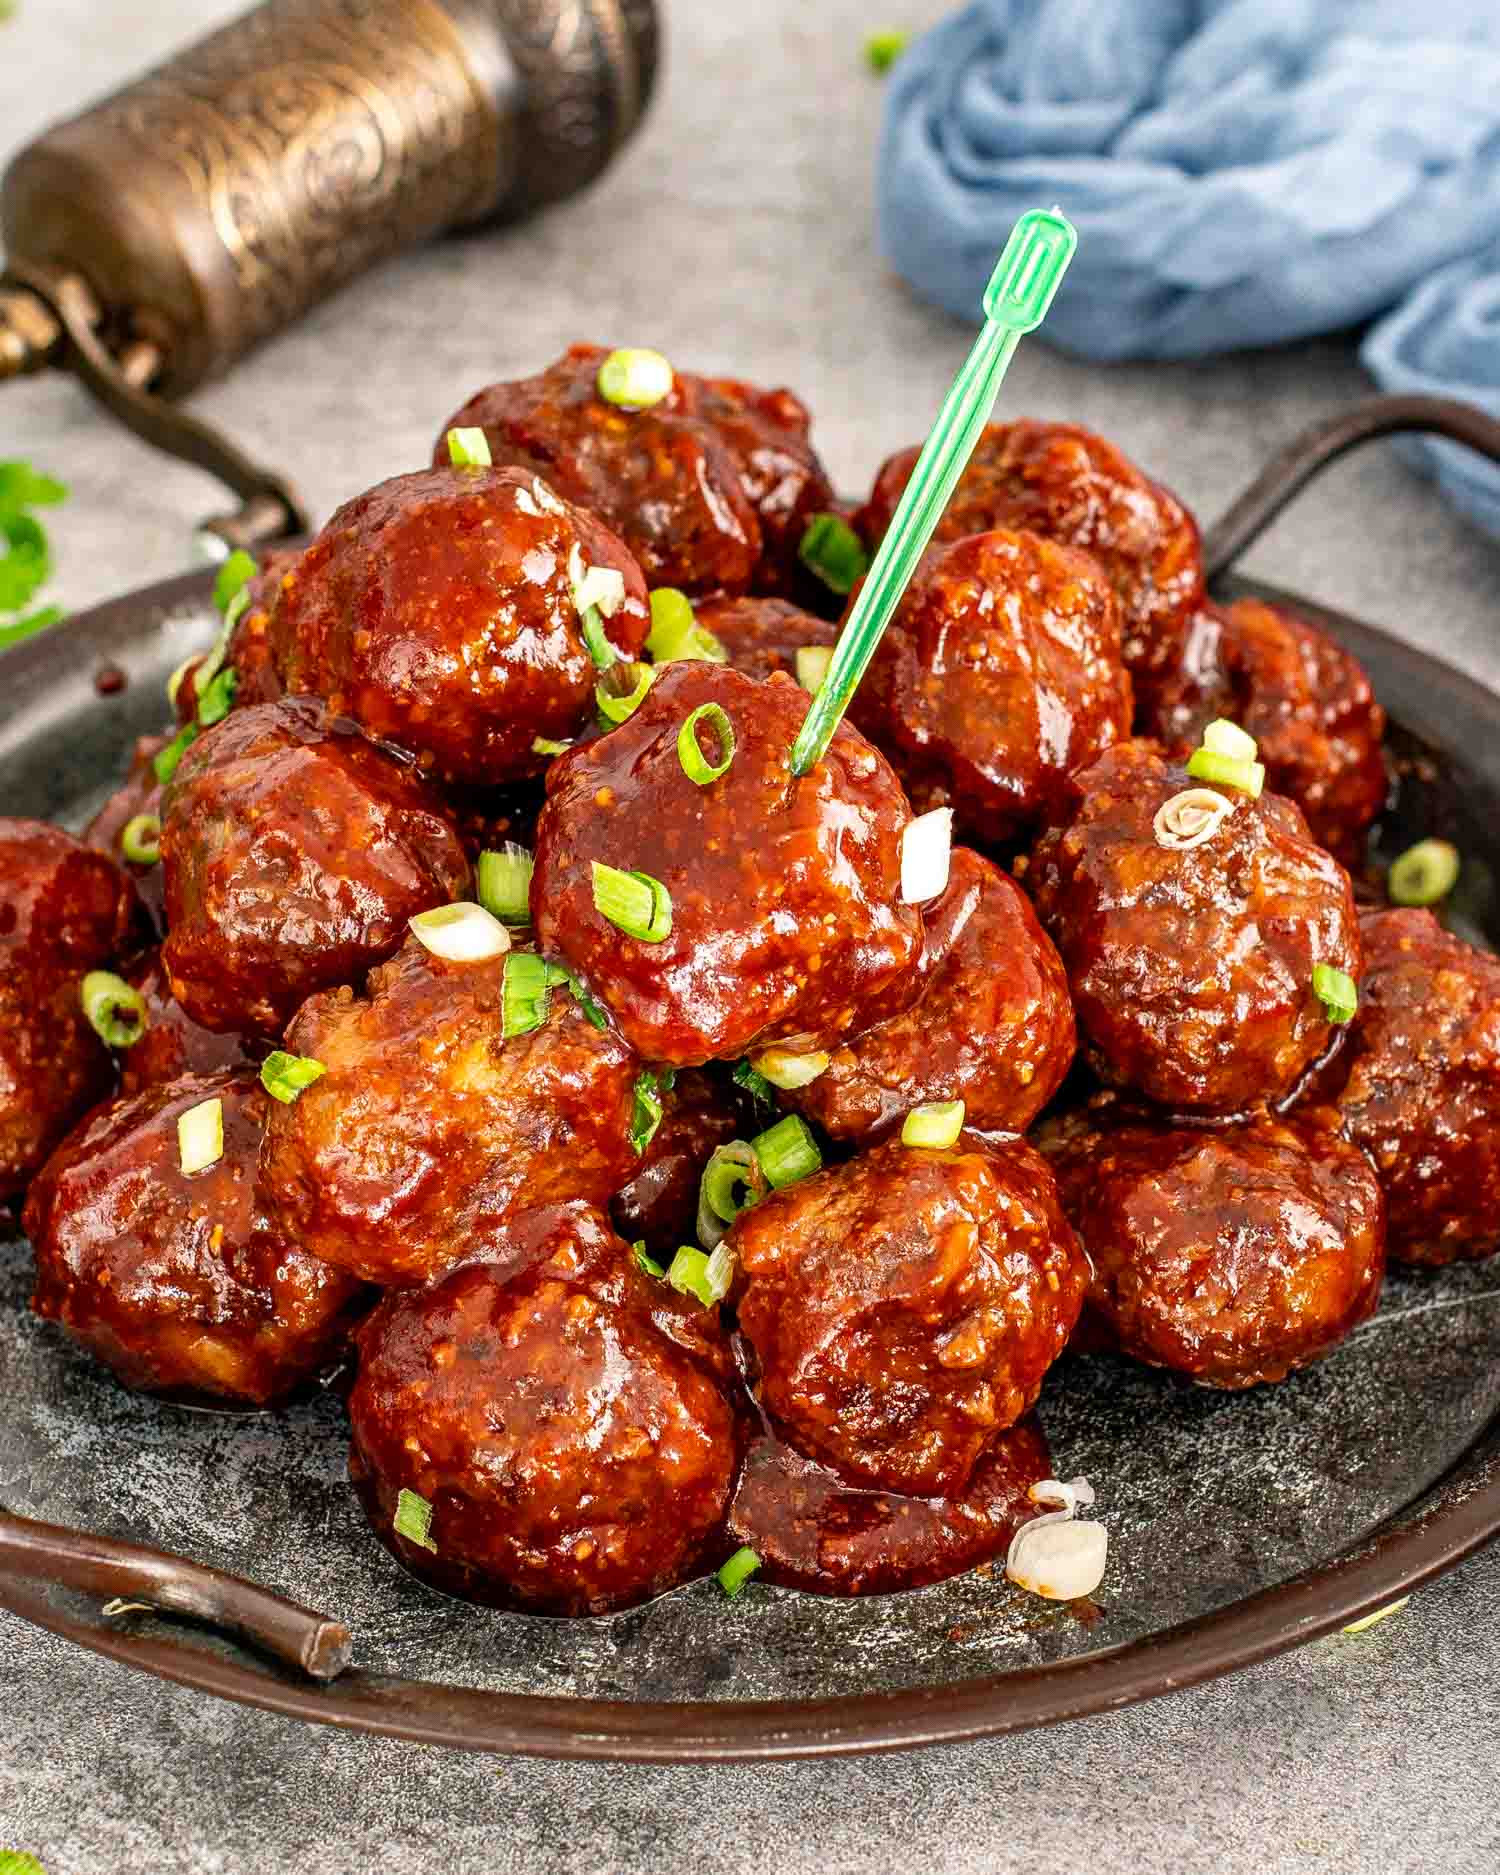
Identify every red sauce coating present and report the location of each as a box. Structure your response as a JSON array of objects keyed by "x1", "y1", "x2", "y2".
[
  {"x1": 847, "y1": 528, "x2": 1132, "y2": 845},
  {"x1": 531, "y1": 663, "x2": 922, "y2": 1066},
  {"x1": 160, "y1": 697, "x2": 471, "y2": 1038},
  {"x1": 25, "y1": 1068, "x2": 369, "y2": 1406},
  {"x1": 119, "y1": 951, "x2": 262, "y2": 1097},
  {"x1": 857, "y1": 420, "x2": 1204, "y2": 687},
  {"x1": 1027, "y1": 740, "x2": 1361, "y2": 1114},
  {"x1": 0, "y1": 819, "x2": 141, "y2": 1199},
  {"x1": 1042, "y1": 1110, "x2": 1385, "y2": 1388},
  {"x1": 783, "y1": 848, "x2": 1075, "y2": 1141},
  {"x1": 610, "y1": 1068, "x2": 752, "y2": 1256},
  {"x1": 348, "y1": 1203, "x2": 740, "y2": 1616},
  {"x1": 731, "y1": 1134, "x2": 1087, "y2": 1497},
  {"x1": 264, "y1": 463, "x2": 648, "y2": 783},
  {"x1": 82, "y1": 733, "x2": 167, "y2": 933},
  {"x1": 693, "y1": 595, "x2": 840, "y2": 683},
  {"x1": 224, "y1": 547, "x2": 297, "y2": 711},
  {"x1": 259, "y1": 936, "x2": 640, "y2": 1286}
]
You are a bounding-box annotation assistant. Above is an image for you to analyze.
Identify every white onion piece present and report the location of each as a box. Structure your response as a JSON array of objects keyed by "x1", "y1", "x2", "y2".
[
  {"x1": 900, "y1": 807, "x2": 953, "y2": 904},
  {"x1": 408, "y1": 902, "x2": 511, "y2": 963},
  {"x1": 1006, "y1": 1519, "x2": 1109, "y2": 1601},
  {"x1": 1153, "y1": 787, "x2": 1233, "y2": 850},
  {"x1": 1028, "y1": 1479, "x2": 1077, "y2": 1514}
]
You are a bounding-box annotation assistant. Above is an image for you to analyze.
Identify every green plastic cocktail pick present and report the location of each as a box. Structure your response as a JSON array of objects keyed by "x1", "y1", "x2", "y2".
[{"x1": 788, "y1": 206, "x2": 1077, "y2": 776}]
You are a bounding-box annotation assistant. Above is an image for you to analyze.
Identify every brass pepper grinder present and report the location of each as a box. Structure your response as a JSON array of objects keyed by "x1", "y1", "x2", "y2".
[{"x1": 0, "y1": 0, "x2": 659, "y2": 549}]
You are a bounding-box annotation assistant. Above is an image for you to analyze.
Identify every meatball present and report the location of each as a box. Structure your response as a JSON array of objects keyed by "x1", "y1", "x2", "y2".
[
  {"x1": 119, "y1": 952, "x2": 261, "y2": 1097},
  {"x1": 83, "y1": 733, "x2": 167, "y2": 931},
  {"x1": 727, "y1": 1413, "x2": 1052, "y2": 1597},
  {"x1": 731, "y1": 1134, "x2": 1087, "y2": 1496},
  {"x1": 1138, "y1": 598, "x2": 1387, "y2": 861},
  {"x1": 857, "y1": 420, "x2": 1204, "y2": 686},
  {"x1": 264, "y1": 461, "x2": 648, "y2": 783},
  {"x1": 783, "y1": 848, "x2": 1075, "y2": 1142},
  {"x1": 1042, "y1": 1111, "x2": 1385, "y2": 1388},
  {"x1": 694, "y1": 595, "x2": 839, "y2": 683},
  {"x1": 25, "y1": 1069, "x2": 368, "y2": 1406},
  {"x1": 259, "y1": 935, "x2": 640, "y2": 1286},
  {"x1": 1322, "y1": 910, "x2": 1500, "y2": 1265},
  {"x1": 1027, "y1": 741, "x2": 1361, "y2": 1114},
  {"x1": 160, "y1": 697, "x2": 471, "y2": 1038},
  {"x1": 348, "y1": 1203, "x2": 740, "y2": 1616},
  {"x1": 531, "y1": 663, "x2": 922, "y2": 1066},
  {"x1": 847, "y1": 528, "x2": 1132, "y2": 845},
  {"x1": 0, "y1": 820, "x2": 141, "y2": 1200},
  {"x1": 611, "y1": 1069, "x2": 751, "y2": 1256}
]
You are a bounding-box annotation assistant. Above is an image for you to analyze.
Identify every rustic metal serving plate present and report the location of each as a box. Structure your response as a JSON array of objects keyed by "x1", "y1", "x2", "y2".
[{"x1": 2, "y1": 396, "x2": 1500, "y2": 1761}]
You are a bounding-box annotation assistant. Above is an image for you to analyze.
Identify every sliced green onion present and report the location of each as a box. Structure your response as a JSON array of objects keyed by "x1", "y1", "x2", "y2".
[
  {"x1": 569, "y1": 544, "x2": 627, "y2": 625},
  {"x1": 798, "y1": 513, "x2": 869, "y2": 596},
  {"x1": 153, "y1": 722, "x2": 198, "y2": 786},
  {"x1": 667, "y1": 1241, "x2": 734, "y2": 1308},
  {"x1": 580, "y1": 608, "x2": 616, "y2": 669},
  {"x1": 476, "y1": 843, "x2": 533, "y2": 925},
  {"x1": 1388, "y1": 838, "x2": 1460, "y2": 907},
  {"x1": 1185, "y1": 748, "x2": 1265, "y2": 798},
  {"x1": 717, "y1": 1546, "x2": 762, "y2": 1597},
  {"x1": 1342, "y1": 1596, "x2": 1409, "y2": 1635},
  {"x1": 165, "y1": 655, "x2": 199, "y2": 712},
  {"x1": 751, "y1": 1113, "x2": 822, "y2": 1189},
  {"x1": 0, "y1": 1851, "x2": 48, "y2": 1875},
  {"x1": 532, "y1": 735, "x2": 573, "y2": 758},
  {"x1": 633, "y1": 1240, "x2": 667, "y2": 1280},
  {"x1": 590, "y1": 861, "x2": 672, "y2": 942},
  {"x1": 212, "y1": 548, "x2": 258, "y2": 617},
  {"x1": 409, "y1": 901, "x2": 511, "y2": 963},
  {"x1": 446, "y1": 426, "x2": 492, "y2": 469},
  {"x1": 195, "y1": 666, "x2": 238, "y2": 727},
  {"x1": 677, "y1": 703, "x2": 736, "y2": 785},
  {"x1": 79, "y1": 970, "x2": 147, "y2": 1049},
  {"x1": 177, "y1": 1096, "x2": 224, "y2": 1175},
  {"x1": 865, "y1": 28, "x2": 909, "y2": 72},
  {"x1": 749, "y1": 1045, "x2": 830, "y2": 1091},
  {"x1": 647, "y1": 588, "x2": 727, "y2": 665},
  {"x1": 557, "y1": 964, "x2": 609, "y2": 1030},
  {"x1": 597, "y1": 660, "x2": 654, "y2": 725},
  {"x1": 795, "y1": 644, "x2": 834, "y2": 693},
  {"x1": 630, "y1": 1068, "x2": 672, "y2": 1155},
  {"x1": 597, "y1": 347, "x2": 675, "y2": 409},
  {"x1": 394, "y1": 1486, "x2": 438, "y2": 1553},
  {"x1": 1312, "y1": 963, "x2": 1358, "y2": 1025},
  {"x1": 260, "y1": 1050, "x2": 328, "y2": 1103},
  {"x1": 733, "y1": 1058, "x2": 777, "y2": 1108},
  {"x1": 120, "y1": 812, "x2": 161, "y2": 866},
  {"x1": 1200, "y1": 718, "x2": 1258, "y2": 762},
  {"x1": 193, "y1": 587, "x2": 250, "y2": 699},
  {"x1": 901, "y1": 1099, "x2": 966, "y2": 1149},
  {"x1": 501, "y1": 952, "x2": 556, "y2": 1038},
  {"x1": 702, "y1": 1140, "x2": 767, "y2": 1225}
]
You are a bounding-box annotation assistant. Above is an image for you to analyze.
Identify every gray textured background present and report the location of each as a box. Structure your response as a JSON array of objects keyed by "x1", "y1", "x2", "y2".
[{"x1": 3, "y1": 2, "x2": 1500, "y2": 1870}]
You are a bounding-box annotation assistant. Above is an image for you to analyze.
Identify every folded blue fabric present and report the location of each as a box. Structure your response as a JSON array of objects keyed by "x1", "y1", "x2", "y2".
[{"x1": 878, "y1": 0, "x2": 1500, "y2": 536}]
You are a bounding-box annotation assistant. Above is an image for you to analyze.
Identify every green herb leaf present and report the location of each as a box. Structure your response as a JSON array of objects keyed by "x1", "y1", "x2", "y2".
[{"x1": 260, "y1": 1051, "x2": 328, "y2": 1104}]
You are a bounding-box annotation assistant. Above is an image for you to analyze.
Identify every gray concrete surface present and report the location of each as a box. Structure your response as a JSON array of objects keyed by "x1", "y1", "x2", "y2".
[{"x1": 3, "y1": 2, "x2": 1500, "y2": 1871}]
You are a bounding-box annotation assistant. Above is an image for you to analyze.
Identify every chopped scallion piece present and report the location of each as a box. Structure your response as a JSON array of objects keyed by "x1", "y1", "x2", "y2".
[
  {"x1": 901, "y1": 1099, "x2": 966, "y2": 1149},
  {"x1": 532, "y1": 735, "x2": 573, "y2": 758},
  {"x1": 580, "y1": 607, "x2": 616, "y2": 669},
  {"x1": 901, "y1": 806, "x2": 953, "y2": 904},
  {"x1": 446, "y1": 426, "x2": 492, "y2": 469},
  {"x1": 0, "y1": 1851, "x2": 48, "y2": 1875},
  {"x1": 152, "y1": 722, "x2": 198, "y2": 786},
  {"x1": 749, "y1": 1045, "x2": 830, "y2": 1091},
  {"x1": 667, "y1": 1241, "x2": 734, "y2": 1307},
  {"x1": 1342, "y1": 1596, "x2": 1409, "y2": 1635},
  {"x1": 798, "y1": 513, "x2": 869, "y2": 596},
  {"x1": 702, "y1": 1141, "x2": 767, "y2": 1225},
  {"x1": 647, "y1": 588, "x2": 727, "y2": 665},
  {"x1": 1388, "y1": 838, "x2": 1460, "y2": 907},
  {"x1": 597, "y1": 660, "x2": 654, "y2": 725},
  {"x1": 501, "y1": 951, "x2": 556, "y2": 1038},
  {"x1": 733, "y1": 1059, "x2": 776, "y2": 1108},
  {"x1": 677, "y1": 703, "x2": 736, "y2": 785},
  {"x1": 751, "y1": 1113, "x2": 822, "y2": 1189},
  {"x1": 864, "y1": 28, "x2": 909, "y2": 73},
  {"x1": 633, "y1": 1240, "x2": 667, "y2": 1280},
  {"x1": 1312, "y1": 963, "x2": 1358, "y2": 1025},
  {"x1": 597, "y1": 347, "x2": 675, "y2": 409},
  {"x1": 477, "y1": 843, "x2": 534, "y2": 925},
  {"x1": 1200, "y1": 718, "x2": 1258, "y2": 763},
  {"x1": 1185, "y1": 747, "x2": 1265, "y2": 798},
  {"x1": 79, "y1": 970, "x2": 147, "y2": 1049},
  {"x1": 212, "y1": 548, "x2": 258, "y2": 617},
  {"x1": 409, "y1": 901, "x2": 511, "y2": 963},
  {"x1": 591, "y1": 861, "x2": 672, "y2": 942},
  {"x1": 795, "y1": 644, "x2": 834, "y2": 693},
  {"x1": 177, "y1": 1096, "x2": 224, "y2": 1175},
  {"x1": 717, "y1": 1546, "x2": 762, "y2": 1597},
  {"x1": 557, "y1": 964, "x2": 609, "y2": 1029},
  {"x1": 569, "y1": 544, "x2": 627, "y2": 624},
  {"x1": 193, "y1": 587, "x2": 250, "y2": 699},
  {"x1": 120, "y1": 813, "x2": 161, "y2": 866},
  {"x1": 629, "y1": 1068, "x2": 673, "y2": 1154},
  {"x1": 394, "y1": 1486, "x2": 438, "y2": 1553},
  {"x1": 260, "y1": 1050, "x2": 328, "y2": 1103},
  {"x1": 165, "y1": 655, "x2": 199, "y2": 712},
  {"x1": 195, "y1": 666, "x2": 238, "y2": 727}
]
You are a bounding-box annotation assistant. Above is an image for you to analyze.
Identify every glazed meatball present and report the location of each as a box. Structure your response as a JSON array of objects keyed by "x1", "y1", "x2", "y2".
[
  {"x1": 259, "y1": 936, "x2": 640, "y2": 1286},
  {"x1": 348, "y1": 1203, "x2": 740, "y2": 1616},
  {"x1": 1138, "y1": 598, "x2": 1387, "y2": 861},
  {"x1": 783, "y1": 848, "x2": 1074, "y2": 1142},
  {"x1": 694, "y1": 595, "x2": 839, "y2": 683},
  {"x1": 160, "y1": 697, "x2": 471, "y2": 1038},
  {"x1": 857, "y1": 420, "x2": 1204, "y2": 686},
  {"x1": 264, "y1": 460, "x2": 648, "y2": 783},
  {"x1": 1043, "y1": 1111, "x2": 1385, "y2": 1388},
  {"x1": 731, "y1": 1134, "x2": 1087, "y2": 1497},
  {"x1": 728, "y1": 1412, "x2": 1052, "y2": 1596},
  {"x1": 1322, "y1": 910, "x2": 1500, "y2": 1265},
  {"x1": 119, "y1": 952, "x2": 261, "y2": 1097},
  {"x1": 611, "y1": 1069, "x2": 751, "y2": 1257},
  {"x1": 83, "y1": 733, "x2": 167, "y2": 931},
  {"x1": 847, "y1": 528, "x2": 1132, "y2": 845},
  {"x1": 0, "y1": 820, "x2": 140, "y2": 1200},
  {"x1": 25, "y1": 1069, "x2": 368, "y2": 1406},
  {"x1": 531, "y1": 663, "x2": 922, "y2": 1066},
  {"x1": 1027, "y1": 741, "x2": 1361, "y2": 1114}
]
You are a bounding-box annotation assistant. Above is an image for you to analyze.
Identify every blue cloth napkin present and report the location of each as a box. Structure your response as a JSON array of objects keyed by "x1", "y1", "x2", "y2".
[{"x1": 878, "y1": 0, "x2": 1500, "y2": 537}]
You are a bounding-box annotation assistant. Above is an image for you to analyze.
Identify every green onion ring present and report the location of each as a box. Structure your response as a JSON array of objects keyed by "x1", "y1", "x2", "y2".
[{"x1": 677, "y1": 703, "x2": 736, "y2": 785}]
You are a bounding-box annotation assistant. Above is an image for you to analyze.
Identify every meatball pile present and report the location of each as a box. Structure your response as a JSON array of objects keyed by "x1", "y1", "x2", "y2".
[{"x1": 6, "y1": 339, "x2": 1483, "y2": 1626}]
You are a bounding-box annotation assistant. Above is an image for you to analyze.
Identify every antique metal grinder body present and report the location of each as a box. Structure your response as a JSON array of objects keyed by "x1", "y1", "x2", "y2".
[{"x1": 0, "y1": 0, "x2": 658, "y2": 548}]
